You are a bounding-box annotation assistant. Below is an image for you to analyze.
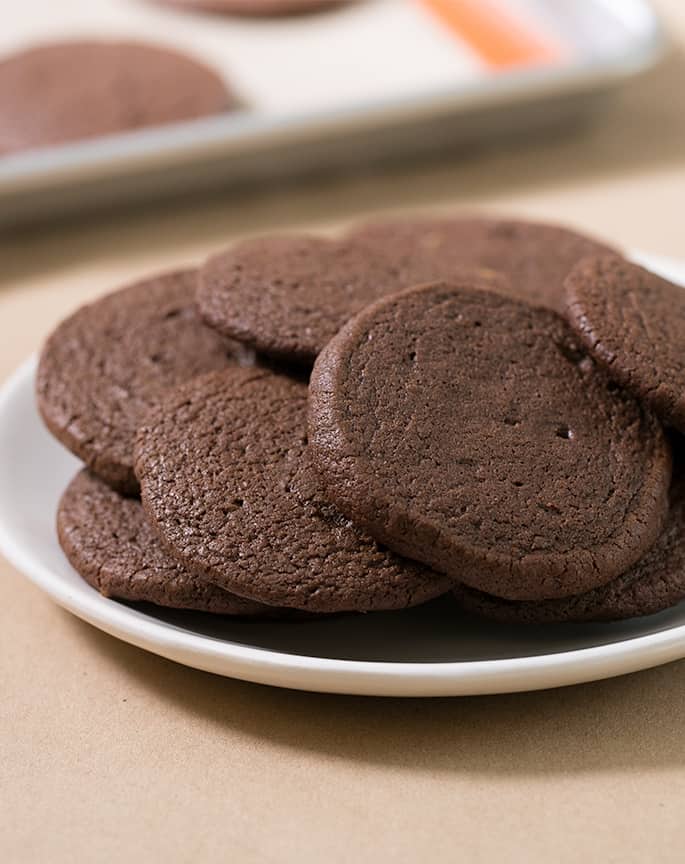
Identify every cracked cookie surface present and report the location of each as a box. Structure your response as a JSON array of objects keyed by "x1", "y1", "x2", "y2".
[
  {"x1": 58, "y1": 470, "x2": 277, "y2": 615},
  {"x1": 198, "y1": 218, "x2": 617, "y2": 364},
  {"x1": 134, "y1": 368, "x2": 452, "y2": 612},
  {"x1": 566, "y1": 255, "x2": 685, "y2": 433},
  {"x1": 453, "y1": 474, "x2": 685, "y2": 623},
  {"x1": 308, "y1": 281, "x2": 672, "y2": 601},
  {"x1": 37, "y1": 269, "x2": 251, "y2": 495}
]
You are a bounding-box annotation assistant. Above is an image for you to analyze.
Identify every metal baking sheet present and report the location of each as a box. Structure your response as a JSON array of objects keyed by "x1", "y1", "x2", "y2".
[{"x1": 0, "y1": 0, "x2": 666, "y2": 225}]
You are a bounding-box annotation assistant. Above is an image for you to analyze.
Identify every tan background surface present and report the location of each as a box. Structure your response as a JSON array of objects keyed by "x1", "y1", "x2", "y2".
[{"x1": 2, "y1": 1, "x2": 685, "y2": 860}]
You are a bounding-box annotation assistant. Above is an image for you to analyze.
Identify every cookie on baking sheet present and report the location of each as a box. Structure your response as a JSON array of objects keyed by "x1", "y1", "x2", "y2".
[
  {"x1": 0, "y1": 41, "x2": 235, "y2": 156},
  {"x1": 197, "y1": 217, "x2": 617, "y2": 364},
  {"x1": 37, "y1": 269, "x2": 252, "y2": 496},
  {"x1": 453, "y1": 476, "x2": 685, "y2": 624},
  {"x1": 58, "y1": 470, "x2": 278, "y2": 615},
  {"x1": 134, "y1": 368, "x2": 453, "y2": 613},
  {"x1": 565, "y1": 255, "x2": 685, "y2": 434},
  {"x1": 155, "y1": 0, "x2": 346, "y2": 15},
  {"x1": 308, "y1": 281, "x2": 672, "y2": 602}
]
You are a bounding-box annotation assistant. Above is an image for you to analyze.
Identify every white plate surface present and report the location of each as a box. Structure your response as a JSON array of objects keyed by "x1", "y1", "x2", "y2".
[{"x1": 1, "y1": 250, "x2": 684, "y2": 697}]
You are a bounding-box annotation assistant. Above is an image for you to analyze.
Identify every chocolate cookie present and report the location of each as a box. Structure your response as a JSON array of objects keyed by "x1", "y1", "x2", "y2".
[
  {"x1": 349, "y1": 218, "x2": 617, "y2": 315},
  {"x1": 308, "y1": 281, "x2": 671, "y2": 601},
  {"x1": 155, "y1": 0, "x2": 345, "y2": 15},
  {"x1": 565, "y1": 255, "x2": 685, "y2": 433},
  {"x1": 198, "y1": 217, "x2": 616, "y2": 364},
  {"x1": 134, "y1": 368, "x2": 453, "y2": 612},
  {"x1": 37, "y1": 269, "x2": 251, "y2": 496},
  {"x1": 0, "y1": 40, "x2": 235, "y2": 156},
  {"x1": 58, "y1": 470, "x2": 275, "y2": 615},
  {"x1": 453, "y1": 476, "x2": 685, "y2": 623}
]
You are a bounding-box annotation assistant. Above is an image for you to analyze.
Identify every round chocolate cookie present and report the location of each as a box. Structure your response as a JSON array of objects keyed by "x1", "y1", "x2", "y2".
[
  {"x1": 37, "y1": 269, "x2": 252, "y2": 496},
  {"x1": 308, "y1": 281, "x2": 672, "y2": 601},
  {"x1": 134, "y1": 368, "x2": 453, "y2": 613},
  {"x1": 58, "y1": 470, "x2": 276, "y2": 615},
  {"x1": 198, "y1": 217, "x2": 617, "y2": 365},
  {"x1": 154, "y1": 0, "x2": 345, "y2": 15},
  {"x1": 565, "y1": 255, "x2": 685, "y2": 433},
  {"x1": 349, "y1": 218, "x2": 617, "y2": 315},
  {"x1": 453, "y1": 476, "x2": 685, "y2": 623},
  {"x1": 0, "y1": 40, "x2": 235, "y2": 156}
]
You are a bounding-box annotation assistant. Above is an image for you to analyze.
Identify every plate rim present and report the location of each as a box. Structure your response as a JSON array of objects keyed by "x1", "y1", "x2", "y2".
[{"x1": 2, "y1": 250, "x2": 685, "y2": 696}]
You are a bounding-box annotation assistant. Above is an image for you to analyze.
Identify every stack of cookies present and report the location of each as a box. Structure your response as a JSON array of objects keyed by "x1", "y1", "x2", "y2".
[{"x1": 37, "y1": 217, "x2": 685, "y2": 624}]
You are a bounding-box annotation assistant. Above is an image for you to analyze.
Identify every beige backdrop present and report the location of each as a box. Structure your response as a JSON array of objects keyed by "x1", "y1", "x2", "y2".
[{"x1": 3, "y1": 1, "x2": 685, "y2": 861}]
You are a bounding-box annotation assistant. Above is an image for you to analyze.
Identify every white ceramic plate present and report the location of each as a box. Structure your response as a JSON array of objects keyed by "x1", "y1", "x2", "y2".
[{"x1": 1, "y1": 250, "x2": 684, "y2": 697}]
